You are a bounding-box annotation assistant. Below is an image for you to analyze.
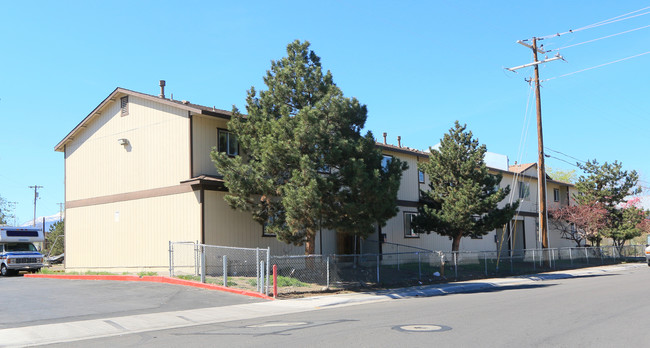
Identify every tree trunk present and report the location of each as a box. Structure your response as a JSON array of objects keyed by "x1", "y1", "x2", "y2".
[
  {"x1": 305, "y1": 232, "x2": 316, "y2": 255},
  {"x1": 451, "y1": 234, "x2": 462, "y2": 252}
]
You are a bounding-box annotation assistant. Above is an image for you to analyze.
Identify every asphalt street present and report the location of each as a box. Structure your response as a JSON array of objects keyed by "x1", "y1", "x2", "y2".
[
  {"x1": 2, "y1": 264, "x2": 648, "y2": 347},
  {"x1": 0, "y1": 277, "x2": 264, "y2": 330}
]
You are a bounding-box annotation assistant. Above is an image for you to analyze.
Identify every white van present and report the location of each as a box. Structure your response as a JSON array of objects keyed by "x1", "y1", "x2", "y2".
[{"x1": 0, "y1": 227, "x2": 45, "y2": 276}]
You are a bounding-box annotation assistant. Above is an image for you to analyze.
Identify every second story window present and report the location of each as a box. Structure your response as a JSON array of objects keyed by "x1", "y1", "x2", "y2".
[
  {"x1": 218, "y1": 129, "x2": 238, "y2": 157},
  {"x1": 418, "y1": 170, "x2": 425, "y2": 183},
  {"x1": 381, "y1": 155, "x2": 392, "y2": 172},
  {"x1": 518, "y1": 181, "x2": 530, "y2": 201},
  {"x1": 404, "y1": 212, "x2": 418, "y2": 238}
]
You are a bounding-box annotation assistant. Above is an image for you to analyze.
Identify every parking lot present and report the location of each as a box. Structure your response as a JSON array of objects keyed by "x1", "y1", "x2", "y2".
[{"x1": 0, "y1": 275, "x2": 265, "y2": 330}]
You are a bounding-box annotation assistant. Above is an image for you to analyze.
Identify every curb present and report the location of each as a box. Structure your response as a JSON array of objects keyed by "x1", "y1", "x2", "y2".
[{"x1": 23, "y1": 274, "x2": 274, "y2": 300}]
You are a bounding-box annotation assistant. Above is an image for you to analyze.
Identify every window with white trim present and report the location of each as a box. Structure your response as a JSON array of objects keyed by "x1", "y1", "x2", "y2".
[
  {"x1": 218, "y1": 129, "x2": 239, "y2": 156},
  {"x1": 518, "y1": 181, "x2": 530, "y2": 201},
  {"x1": 404, "y1": 212, "x2": 418, "y2": 238}
]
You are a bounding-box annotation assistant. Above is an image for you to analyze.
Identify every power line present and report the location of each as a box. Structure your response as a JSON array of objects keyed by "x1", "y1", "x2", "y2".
[
  {"x1": 543, "y1": 50, "x2": 650, "y2": 82},
  {"x1": 538, "y1": 6, "x2": 650, "y2": 40},
  {"x1": 544, "y1": 147, "x2": 586, "y2": 163},
  {"x1": 545, "y1": 154, "x2": 581, "y2": 168},
  {"x1": 547, "y1": 24, "x2": 650, "y2": 52}
]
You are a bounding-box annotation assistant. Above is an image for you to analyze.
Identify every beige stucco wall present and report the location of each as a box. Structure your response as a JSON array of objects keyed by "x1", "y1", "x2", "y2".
[
  {"x1": 382, "y1": 149, "x2": 424, "y2": 202},
  {"x1": 65, "y1": 94, "x2": 191, "y2": 201},
  {"x1": 203, "y1": 191, "x2": 322, "y2": 256},
  {"x1": 191, "y1": 115, "x2": 229, "y2": 177},
  {"x1": 65, "y1": 191, "x2": 201, "y2": 273}
]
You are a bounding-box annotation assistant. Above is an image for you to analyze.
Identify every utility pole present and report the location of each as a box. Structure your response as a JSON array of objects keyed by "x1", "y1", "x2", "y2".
[
  {"x1": 507, "y1": 38, "x2": 563, "y2": 251},
  {"x1": 29, "y1": 185, "x2": 43, "y2": 227}
]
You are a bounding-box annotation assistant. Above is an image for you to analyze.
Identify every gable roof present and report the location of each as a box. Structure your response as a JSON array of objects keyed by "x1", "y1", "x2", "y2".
[
  {"x1": 54, "y1": 87, "x2": 233, "y2": 152},
  {"x1": 509, "y1": 162, "x2": 536, "y2": 173}
]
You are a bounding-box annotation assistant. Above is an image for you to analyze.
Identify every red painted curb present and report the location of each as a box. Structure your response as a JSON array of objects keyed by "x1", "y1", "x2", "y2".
[{"x1": 24, "y1": 274, "x2": 274, "y2": 300}]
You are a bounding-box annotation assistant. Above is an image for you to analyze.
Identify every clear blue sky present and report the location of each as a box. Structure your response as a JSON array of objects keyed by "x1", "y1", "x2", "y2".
[{"x1": 1, "y1": 1, "x2": 649, "y2": 224}]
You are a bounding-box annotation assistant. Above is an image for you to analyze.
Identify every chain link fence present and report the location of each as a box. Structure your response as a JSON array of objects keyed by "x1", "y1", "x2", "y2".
[
  {"x1": 170, "y1": 241, "x2": 645, "y2": 297},
  {"x1": 169, "y1": 241, "x2": 271, "y2": 295}
]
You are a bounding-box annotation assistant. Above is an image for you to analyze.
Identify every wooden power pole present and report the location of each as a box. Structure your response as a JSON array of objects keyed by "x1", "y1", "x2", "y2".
[{"x1": 507, "y1": 38, "x2": 563, "y2": 250}]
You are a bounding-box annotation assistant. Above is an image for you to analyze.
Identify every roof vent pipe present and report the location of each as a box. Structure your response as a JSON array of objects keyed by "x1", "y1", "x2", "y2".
[
  {"x1": 397, "y1": 136, "x2": 401, "y2": 147},
  {"x1": 159, "y1": 80, "x2": 166, "y2": 98},
  {"x1": 383, "y1": 132, "x2": 387, "y2": 144}
]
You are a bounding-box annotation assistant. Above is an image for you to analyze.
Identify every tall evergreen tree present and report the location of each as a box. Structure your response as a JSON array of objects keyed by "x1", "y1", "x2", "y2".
[
  {"x1": 574, "y1": 159, "x2": 641, "y2": 247},
  {"x1": 212, "y1": 40, "x2": 406, "y2": 254},
  {"x1": 412, "y1": 122, "x2": 518, "y2": 251}
]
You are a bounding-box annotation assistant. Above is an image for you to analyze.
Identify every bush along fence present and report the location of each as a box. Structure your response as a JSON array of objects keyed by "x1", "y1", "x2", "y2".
[{"x1": 169, "y1": 241, "x2": 645, "y2": 297}]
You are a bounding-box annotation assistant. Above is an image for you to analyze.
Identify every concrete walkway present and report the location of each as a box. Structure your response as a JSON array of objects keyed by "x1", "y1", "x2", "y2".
[{"x1": 2, "y1": 263, "x2": 643, "y2": 347}]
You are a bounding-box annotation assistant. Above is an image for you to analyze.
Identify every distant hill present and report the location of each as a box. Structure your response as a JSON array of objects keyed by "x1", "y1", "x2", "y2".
[{"x1": 20, "y1": 212, "x2": 64, "y2": 232}]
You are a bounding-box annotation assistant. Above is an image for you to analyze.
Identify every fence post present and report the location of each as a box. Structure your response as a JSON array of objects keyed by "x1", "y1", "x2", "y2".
[
  {"x1": 376, "y1": 254, "x2": 380, "y2": 284},
  {"x1": 168, "y1": 241, "x2": 173, "y2": 277},
  {"x1": 600, "y1": 247, "x2": 604, "y2": 264},
  {"x1": 569, "y1": 248, "x2": 573, "y2": 266},
  {"x1": 194, "y1": 241, "x2": 199, "y2": 276},
  {"x1": 510, "y1": 252, "x2": 513, "y2": 273},
  {"x1": 259, "y1": 261, "x2": 264, "y2": 293},
  {"x1": 397, "y1": 245, "x2": 400, "y2": 271},
  {"x1": 532, "y1": 249, "x2": 536, "y2": 271},
  {"x1": 440, "y1": 252, "x2": 445, "y2": 277},
  {"x1": 200, "y1": 245, "x2": 206, "y2": 284},
  {"x1": 418, "y1": 252, "x2": 421, "y2": 280},
  {"x1": 484, "y1": 252, "x2": 488, "y2": 276},
  {"x1": 223, "y1": 255, "x2": 228, "y2": 287},
  {"x1": 454, "y1": 252, "x2": 458, "y2": 280},
  {"x1": 326, "y1": 256, "x2": 330, "y2": 290},
  {"x1": 265, "y1": 247, "x2": 270, "y2": 295},
  {"x1": 585, "y1": 248, "x2": 589, "y2": 264},
  {"x1": 256, "y1": 248, "x2": 260, "y2": 290}
]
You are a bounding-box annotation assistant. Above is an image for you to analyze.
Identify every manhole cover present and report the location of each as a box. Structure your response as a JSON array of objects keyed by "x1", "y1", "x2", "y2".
[
  {"x1": 393, "y1": 324, "x2": 451, "y2": 332},
  {"x1": 247, "y1": 322, "x2": 309, "y2": 328}
]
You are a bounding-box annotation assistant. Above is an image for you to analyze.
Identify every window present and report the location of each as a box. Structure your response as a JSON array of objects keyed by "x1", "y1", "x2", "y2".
[
  {"x1": 120, "y1": 96, "x2": 129, "y2": 116},
  {"x1": 418, "y1": 170, "x2": 425, "y2": 183},
  {"x1": 518, "y1": 181, "x2": 530, "y2": 201},
  {"x1": 262, "y1": 223, "x2": 276, "y2": 237},
  {"x1": 404, "y1": 212, "x2": 418, "y2": 238},
  {"x1": 553, "y1": 188, "x2": 560, "y2": 202},
  {"x1": 262, "y1": 211, "x2": 283, "y2": 237},
  {"x1": 381, "y1": 155, "x2": 392, "y2": 172},
  {"x1": 218, "y1": 129, "x2": 239, "y2": 156}
]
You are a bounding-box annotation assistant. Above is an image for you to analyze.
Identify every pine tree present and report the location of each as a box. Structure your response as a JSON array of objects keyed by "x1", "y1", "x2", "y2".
[
  {"x1": 412, "y1": 121, "x2": 518, "y2": 251},
  {"x1": 574, "y1": 160, "x2": 641, "y2": 247},
  {"x1": 212, "y1": 40, "x2": 406, "y2": 254}
]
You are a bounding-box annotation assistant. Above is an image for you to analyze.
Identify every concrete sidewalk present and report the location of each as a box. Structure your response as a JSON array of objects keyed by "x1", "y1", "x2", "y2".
[{"x1": 2, "y1": 263, "x2": 642, "y2": 347}]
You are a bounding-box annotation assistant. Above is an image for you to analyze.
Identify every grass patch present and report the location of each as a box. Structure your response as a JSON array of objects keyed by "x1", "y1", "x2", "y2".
[
  {"x1": 138, "y1": 271, "x2": 158, "y2": 277},
  {"x1": 249, "y1": 276, "x2": 308, "y2": 287},
  {"x1": 176, "y1": 275, "x2": 237, "y2": 286}
]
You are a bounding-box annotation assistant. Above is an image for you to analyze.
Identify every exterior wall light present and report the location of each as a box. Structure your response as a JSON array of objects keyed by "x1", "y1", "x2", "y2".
[{"x1": 118, "y1": 138, "x2": 129, "y2": 146}]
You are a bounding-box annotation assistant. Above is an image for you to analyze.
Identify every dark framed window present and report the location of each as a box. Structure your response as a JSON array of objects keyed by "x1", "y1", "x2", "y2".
[
  {"x1": 553, "y1": 188, "x2": 560, "y2": 202},
  {"x1": 381, "y1": 155, "x2": 392, "y2": 172},
  {"x1": 262, "y1": 223, "x2": 276, "y2": 237},
  {"x1": 418, "y1": 170, "x2": 425, "y2": 183},
  {"x1": 120, "y1": 96, "x2": 129, "y2": 116},
  {"x1": 218, "y1": 129, "x2": 239, "y2": 156},
  {"x1": 404, "y1": 212, "x2": 418, "y2": 238}
]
